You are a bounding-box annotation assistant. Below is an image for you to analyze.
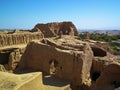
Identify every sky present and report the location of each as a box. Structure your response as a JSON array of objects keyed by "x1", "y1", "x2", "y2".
[{"x1": 0, "y1": 0, "x2": 120, "y2": 30}]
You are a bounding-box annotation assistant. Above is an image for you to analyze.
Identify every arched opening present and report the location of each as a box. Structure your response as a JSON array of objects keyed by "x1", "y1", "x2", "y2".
[{"x1": 49, "y1": 60, "x2": 58, "y2": 75}]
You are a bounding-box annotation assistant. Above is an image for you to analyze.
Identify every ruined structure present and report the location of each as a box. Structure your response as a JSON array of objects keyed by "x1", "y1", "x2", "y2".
[
  {"x1": 83, "y1": 40, "x2": 120, "y2": 90},
  {"x1": 91, "y1": 56, "x2": 120, "y2": 90},
  {"x1": 0, "y1": 22, "x2": 120, "y2": 90},
  {"x1": 16, "y1": 36, "x2": 93, "y2": 89},
  {"x1": 32, "y1": 22, "x2": 78, "y2": 37},
  {"x1": 0, "y1": 22, "x2": 78, "y2": 47},
  {"x1": 0, "y1": 48, "x2": 22, "y2": 71},
  {"x1": 0, "y1": 30, "x2": 43, "y2": 47},
  {"x1": 0, "y1": 30, "x2": 43, "y2": 71},
  {"x1": 16, "y1": 36, "x2": 120, "y2": 90}
]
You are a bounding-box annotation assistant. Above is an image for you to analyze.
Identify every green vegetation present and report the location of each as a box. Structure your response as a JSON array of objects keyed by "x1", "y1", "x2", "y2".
[
  {"x1": 79, "y1": 33, "x2": 120, "y2": 42},
  {"x1": 90, "y1": 33, "x2": 111, "y2": 42},
  {"x1": 78, "y1": 33, "x2": 84, "y2": 40},
  {"x1": 78, "y1": 33, "x2": 120, "y2": 53},
  {"x1": 90, "y1": 33, "x2": 120, "y2": 42},
  {"x1": 110, "y1": 44, "x2": 118, "y2": 51}
]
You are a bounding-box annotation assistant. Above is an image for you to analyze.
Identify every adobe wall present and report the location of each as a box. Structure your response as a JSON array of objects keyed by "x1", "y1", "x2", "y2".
[
  {"x1": 0, "y1": 31, "x2": 43, "y2": 47},
  {"x1": 16, "y1": 36, "x2": 93, "y2": 86},
  {"x1": 32, "y1": 22, "x2": 78, "y2": 37}
]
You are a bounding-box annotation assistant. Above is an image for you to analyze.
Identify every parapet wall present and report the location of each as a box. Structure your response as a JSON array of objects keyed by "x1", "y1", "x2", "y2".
[{"x1": 0, "y1": 31, "x2": 43, "y2": 47}]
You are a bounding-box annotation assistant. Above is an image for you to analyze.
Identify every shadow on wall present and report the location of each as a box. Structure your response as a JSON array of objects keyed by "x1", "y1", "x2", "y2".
[
  {"x1": 0, "y1": 48, "x2": 18, "y2": 64},
  {"x1": 91, "y1": 47, "x2": 107, "y2": 57}
]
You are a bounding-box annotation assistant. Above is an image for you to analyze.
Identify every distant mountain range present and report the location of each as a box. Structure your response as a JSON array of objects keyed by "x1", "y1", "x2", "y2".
[
  {"x1": 0, "y1": 29, "x2": 14, "y2": 32},
  {"x1": 0, "y1": 29, "x2": 120, "y2": 35},
  {"x1": 78, "y1": 30, "x2": 120, "y2": 35}
]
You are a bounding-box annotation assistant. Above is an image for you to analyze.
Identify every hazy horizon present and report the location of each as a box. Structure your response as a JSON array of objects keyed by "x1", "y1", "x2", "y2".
[{"x1": 0, "y1": 0, "x2": 120, "y2": 30}]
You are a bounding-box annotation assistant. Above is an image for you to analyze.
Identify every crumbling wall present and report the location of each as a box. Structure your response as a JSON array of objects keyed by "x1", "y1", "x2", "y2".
[
  {"x1": 0, "y1": 31, "x2": 43, "y2": 47},
  {"x1": 91, "y1": 55, "x2": 120, "y2": 90},
  {"x1": 0, "y1": 48, "x2": 23, "y2": 71},
  {"x1": 16, "y1": 37, "x2": 93, "y2": 88},
  {"x1": 32, "y1": 22, "x2": 78, "y2": 37},
  {"x1": 92, "y1": 63, "x2": 120, "y2": 90}
]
